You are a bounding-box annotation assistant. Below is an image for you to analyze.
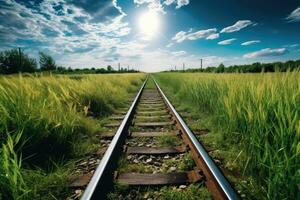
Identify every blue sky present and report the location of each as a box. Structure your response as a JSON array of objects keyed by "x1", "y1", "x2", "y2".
[{"x1": 0, "y1": 0, "x2": 299, "y2": 72}]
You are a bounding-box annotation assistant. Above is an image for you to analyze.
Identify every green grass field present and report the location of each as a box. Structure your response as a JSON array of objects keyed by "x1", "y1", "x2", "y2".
[
  {"x1": 1, "y1": 72, "x2": 299, "y2": 199},
  {"x1": 154, "y1": 72, "x2": 300, "y2": 199},
  {"x1": 0, "y1": 73, "x2": 145, "y2": 199}
]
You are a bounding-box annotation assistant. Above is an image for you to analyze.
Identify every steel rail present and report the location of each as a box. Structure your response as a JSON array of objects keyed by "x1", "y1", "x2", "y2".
[
  {"x1": 81, "y1": 77, "x2": 147, "y2": 200},
  {"x1": 153, "y1": 78, "x2": 239, "y2": 200}
]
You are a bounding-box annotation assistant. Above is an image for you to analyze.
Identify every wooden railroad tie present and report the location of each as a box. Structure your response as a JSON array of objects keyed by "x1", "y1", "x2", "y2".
[
  {"x1": 116, "y1": 170, "x2": 203, "y2": 185},
  {"x1": 126, "y1": 145, "x2": 187, "y2": 155},
  {"x1": 134, "y1": 121, "x2": 173, "y2": 127},
  {"x1": 98, "y1": 131, "x2": 179, "y2": 139}
]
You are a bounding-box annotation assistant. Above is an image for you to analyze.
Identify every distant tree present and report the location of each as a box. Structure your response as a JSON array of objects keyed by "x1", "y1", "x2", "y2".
[
  {"x1": 0, "y1": 48, "x2": 37, "y2": 74},
  {"x1": 107, "y1": 65, "x2": 113, "y2": 72},
  {"x1": 96, "y1": 68, "x2": 106, "y2": 73},
  {"x1": 39, "y1": 52, "x2": 57, "y2": 71},
  {"x1": 216, "y1": 63, "x2": 225, "y2": 73},
  {"x1": 67, "y1": 67, "x2": 73, "y2": 72},
  {"x1": 56, "y1": 66, "x2": 66, "y2": 71}
]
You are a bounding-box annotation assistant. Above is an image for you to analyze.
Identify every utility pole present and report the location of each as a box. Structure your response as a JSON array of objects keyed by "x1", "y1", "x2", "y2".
[
  {"x1": 200, "y1": 59, "x2": 203, "y2": 69},
  {"x1": 118, "y1": 63, "x2": 120, "y2": 71},
  {"x1": 183, "y1": 63, "x2": 185, "y2": 71},
  {"x1": 18, "y1": 47, "x2": 22, "y2": 69}
]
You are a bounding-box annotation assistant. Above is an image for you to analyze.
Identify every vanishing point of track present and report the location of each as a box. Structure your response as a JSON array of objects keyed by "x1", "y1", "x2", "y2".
[{"x1": 80, "y1": 77, "x2": 239, "y2": 200}]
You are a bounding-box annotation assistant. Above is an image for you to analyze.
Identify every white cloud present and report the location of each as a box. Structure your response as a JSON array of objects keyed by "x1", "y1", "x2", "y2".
[
  {"x1": 164, "y1": 0, "x2": 190, "y2": 8},
  {"x1": 164, "y1": 0, "x2": 175, "y2": 6},
  {"x1": 134, "y1": 0, "x2": 189, "y2": 13},
  {"x1": 283, "y1": 44, "x2": 299, "y2": 48},
  {"x1": 243, "y1": 48, "x2": 288, "y2": 58},
  {"x1": 113, "y1": 0, "x2": 126, "y2": 16},
  {"x1": 206, "y1": 33, "x2": 219, "y2": 40},
  {"x1": 0, "y1": 0, "x2": 131, "y2": 57},
  {"x1": 176, "y1": 0, "x2": 189, "y2": 9},
  {"x1": 172, "y1": 28, "x2": 218, "y2": 43},
  {"x1": 166, "y1": 43, "x2": 173, "y2": 48},
  {"x1": 289, "y1": 44, "x2": 299, "y2": 47},
  {"x1": 286, "y1": 7, "x2": 300, "y2": 22},
  {"x1": 172, "y1": 31, "x2": 186, "y2": 42},
  {"x1": 221, "y1": 20, "x2": 255, "y2": 33},
  {"x1": 218, "y1": 38, "x2": 236, "y2": 45},
  {"x1": 171, "y1": 50, "x2": 186, "y2": 56},
  {"x1": 241, "y1": 40, "x2": 260, "y2": 46},
  {"x1": 187, "y1": 29, "x2": 218, "y2": 40},
  {"x1": 135, "y1": 0, "x2": 165, "y2": 12}
]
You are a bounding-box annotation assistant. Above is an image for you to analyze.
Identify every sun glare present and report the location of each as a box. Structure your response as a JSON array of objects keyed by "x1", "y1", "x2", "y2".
[{"x1": 138, "y1": 11, "x2": 160, "y2": 38}]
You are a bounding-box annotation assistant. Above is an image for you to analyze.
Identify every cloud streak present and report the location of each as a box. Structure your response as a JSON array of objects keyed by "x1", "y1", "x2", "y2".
[
  {"x1": 243, "y1": 48, "x2": 288, "y2": 58},
  {"x1": 218, "y1": 38, "x2": 236, "y2": 45},
  {"x1": 286, "y1": 7, "x2": 300, "y2": 22},
  {"x1": 172, "y1": 28, "x2": 218, "y2": 43},
  {"x1": 241, "y1": 40, "x2": 260, "y2": 46},
  {"x1": 221, "y1": 20, "x2": 255, "y2": 33},
  {"x1": 206, "y1": 33, "x2": 220, "y2": 40},
  {"x1": 171, "y1": 50, "x2": 187, "y2": 56}
]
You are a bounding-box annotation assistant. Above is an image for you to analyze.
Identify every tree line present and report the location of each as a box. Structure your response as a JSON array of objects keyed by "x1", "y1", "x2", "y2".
[
  {"x1": 0, "y1": 48, "x2": 139, "y2": 74},
  {"x1": 169, "y1": 60, "x2": 300, "y2": 73}
]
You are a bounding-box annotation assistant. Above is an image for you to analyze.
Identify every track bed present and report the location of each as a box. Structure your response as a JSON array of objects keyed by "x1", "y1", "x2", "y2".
[{"x1": 80, "y1": 78, "x2": 238, "y2": 200}]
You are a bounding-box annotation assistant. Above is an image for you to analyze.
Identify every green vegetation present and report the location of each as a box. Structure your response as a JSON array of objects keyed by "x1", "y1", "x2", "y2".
[
  {"x1": 0, "y1": 73, "x2": 145, "y2": 199},
  {"x1": 159, "y1": 184, "x2": 211, "y2": 200},
  {"x1": 169, "y1": 60, "x2": 300, "y2": 73},
  {"x1": 178, "y1": 153, "x2": 195, "y2": 171},
  {"x1": 157, "y1": 135, "x2": 181, "y2": 147},
  {"x1": 117, "y1": 156, "x2": 153, "y2": 173},
  {"x1": 0, "y1": 48, "x2": 37, "y2": 74},
  {"x1": 154, "y1": 72, "x2": 300, "y2": 199},
  {"x1": 55, "y1": 65, "x2": 139, "y2": 75},
  {"x1": 0, "y1": 48, "x2": 139, "y2": 74},
  {"x1": 39, "y1": 52, "x2": 57, "y2": 71},
  {"x1": 107, "y1": 183, "x2": 211, "y2": 200},
  {"x1": 107, "y1": 182, "x2": 129, "y2": 200}
]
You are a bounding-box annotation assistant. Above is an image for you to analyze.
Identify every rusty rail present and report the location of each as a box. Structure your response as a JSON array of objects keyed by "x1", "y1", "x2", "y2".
[
  {"x1": 80, "y1": 78, "x2": 147, "y2": 200},
  {"x1": 153, "y1": 78, "x2": 239, "y2": 200}
]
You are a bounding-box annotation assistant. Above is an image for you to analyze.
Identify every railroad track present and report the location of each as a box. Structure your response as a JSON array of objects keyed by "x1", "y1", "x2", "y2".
[{"x1": 80, "y1": 78, "x2": 238, "y2": 200}]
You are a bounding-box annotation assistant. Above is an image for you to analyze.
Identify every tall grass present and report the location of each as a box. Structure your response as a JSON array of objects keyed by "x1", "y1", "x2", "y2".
[
  {"x1": 155, "y1": 72, "x2": 300, "y2": 199},
  {"x1": 0, "y1": 73, "x2": 145, "y2": 199},
  {"x1": 1, "y1": 132, "x2": 27, "y2": 200}
]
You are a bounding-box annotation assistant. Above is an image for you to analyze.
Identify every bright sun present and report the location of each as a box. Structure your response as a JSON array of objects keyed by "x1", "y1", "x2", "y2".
[{"x1": 138, "y1": 11, "x2": 160, "y2": 37}]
